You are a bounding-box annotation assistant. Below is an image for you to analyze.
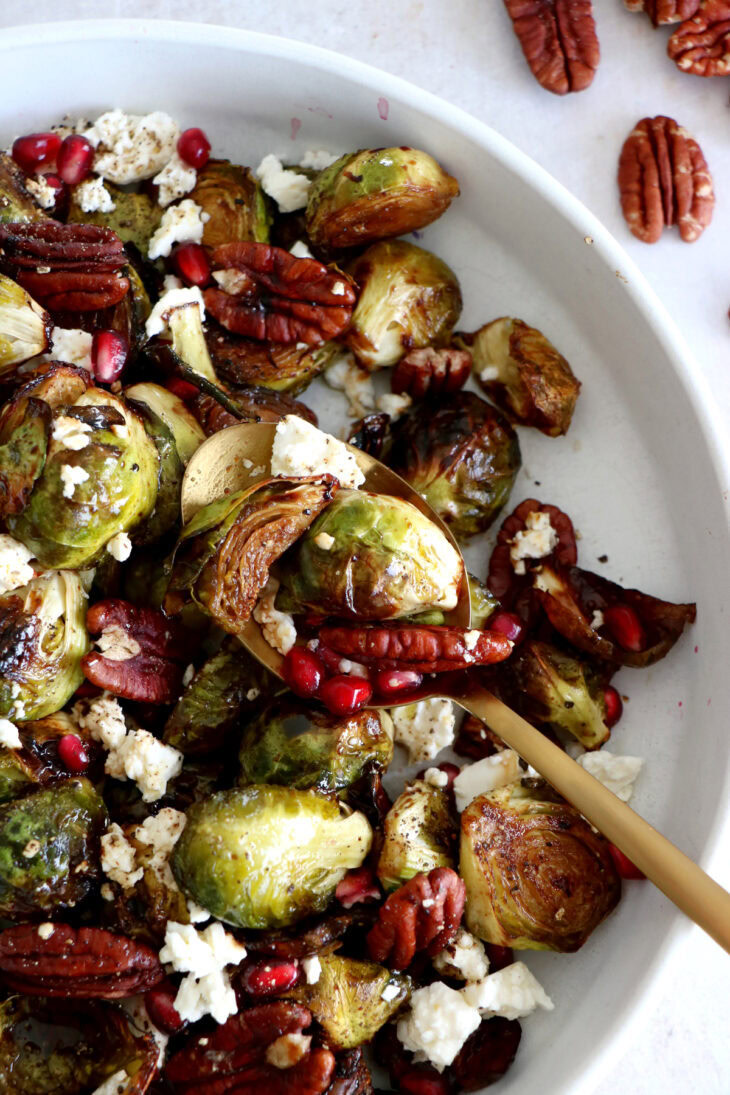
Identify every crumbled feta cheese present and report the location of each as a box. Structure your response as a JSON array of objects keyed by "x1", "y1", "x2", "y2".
[
  {"x1": 246, "y1": 688, "x2": 260, "y2": 701},
  {"x1": 101, "y1": 822, "x2": 143, "y2": 888},
  {"x1": 255, "y1": 153, "x2": 311, "y2": 213},
  {"x1": 0, "y1": 535, "x2": 34, "y2": 595},
  {"x1": 590, "y1": 609, "x2": 605, "y2": 629},
  {"x1": 302, "y1": 955, "x2": 322, "y2": 984},
  {"x1": 60, "y1": 463, "x2": 90, "y2": 498},
  {"x1": 25, "y1": 175, "x2": 57, "y2": 209},
  {"x1": 397, "y1": 982, "x2": 481, "y2": 1071},
  {"x1": 74, "y1": 693, "x2": 127, "y2": 750},
  {"x1": 105, "y1": 729, "x2": 183, "y2": 802},
  {"x1": 510, "y1": 510, "x2": 558, "y2": 575},
  {"x1": 212, "y1": 267, "x2": 252, "y2": 295},
  {"x1": 462, "y1": 962, "x2": 554, "y2": 1020},
  {"x1": 433, "y1": 928, "x2": 489, "y2": 983},
  {"x1": 375, "y1": 392, "x2": 412, "y2": 419},
  {"x1": 106, "y1": 531, "x2": 132, "y2": 561},
  {"x1": 253, "y1": 577, "x2": 297, "y2": 656},
  {"x1": 0, "y1": 719, "x2": 22, "y2": 749},
  {"x1": 96, "y1": 624, "x2": 141, "y2": 661},
  {"x1": 37, "y1": 922, "x2": 55, "y2": 940},
  {"x1": 52, "y1": 415, "x2": 93, "y2": 451},
  {"x1": 160, "y1": 921, "x2": 247, "y2": 1025},
  {"x1": 313, "y1": 532, "x2": 335, "y2": 551},
  {"x1": 577, "y1": 750, "x2": 643, "y2": 803},
  {"x1": 479, "y1": 364, "x2": 500, "y2": 383},
  {"x1": 84, "y1": 109, "x2": 179, "y2": 184},
  {"x1": 289, "y1": 239, "x2": 314, "y2": 259},
  {"x1": 391, "y1": 699, "x2": 456, "y2": 763},
  {"x1": 381, "y1": 981, "x2": 402, "y2": 1003},
  {"x1": 148, "y1": 199, "x2": 208, "y2": 260},
  {"x1": 423, "y1": 766, "x2": 449, "y2": 789},
  {"x1": 145, "y1": 286, "x2": 206, "y2": 338},
  {"x1": 463, "y1": 629, "x2": 481, "y2": 652},
  {"x1": 45, "y1": 326, "x2": 93, "y2": 371},
  {"x1": 266, "y1": 1032, "x2": 312, "y2": 1070},
  {"x1": 134, "y1": 807, "x2": 187, "y2": 890},
  {"x1": 162, "y1": 273, "x2": 183, "y2": 292},
  {"x1": 337, "y1": 658, "x2": 369, "y2": 678},
  {"x1": 153, "y1": 152, "x2": 197, "y2": 207},
  {"x1": 271, "y1": 415, "x2": 365, "y2": 488},
  {"x1": 324, "y1": 355, "x2": 375, "y2": 418},
  {"x1": 90, "y1": 1069, "x2": 129, "y2": 1095},
  {"x1": 453, "y1": 750, "x2": 522, "y2": 813},
  {"x1": 187, "y1": 900, "x2": 211, "y2": 924},
  {"x1": 75, "y1": 176, "x2": 116, "y2": 213},
  {"x1": 173, "y1": 971, "x2": 238, "y2": 1025},
  {"x1": 299, "y1": 149, "x2": 339, "y2": 171},
  {"x1": 182, "y1": 663, "x2": 195, "y2": 687}
]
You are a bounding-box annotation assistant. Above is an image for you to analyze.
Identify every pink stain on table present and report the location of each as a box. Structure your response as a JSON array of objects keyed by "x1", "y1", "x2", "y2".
[
  {"x1": 290, "y1": 117, "x2": 301, "y2": 140},
  {"x1": 377, "y1": 96, "x2": 389, "y2": 121}
]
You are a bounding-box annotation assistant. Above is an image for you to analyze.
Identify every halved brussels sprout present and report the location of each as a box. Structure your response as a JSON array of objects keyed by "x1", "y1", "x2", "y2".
[
  {"x1": 279, "y1": 488, "x2": 464, "y2": 621},
  {"x1": 208, "y1": 328, "x2": 338, "y2": 395},
  {"x1": 0, "y1": 152, "x2": 49, "y2": 223},
  {"x1": 305, "y1": 146, "x2": 459, "y2": 249},
  {"x1": 238, "y1": 700, "x2": 393, "y2": 793},
  {"x1": 0, "y1": 396, "x2": 51, "y2": 517},
  {"x1": 288, "y1": 953, "x2": 410, "y2": 1048},
  {"x1": 167, "y1": 301, "x2": 218, "y2": 383},
  {"x1": 129, "y1": 400, "x2": 184, "y2": 545},
  {"x1": 0, "y1": 571, "x2": 89, "y2": 722},
  {"x1": 0, "y1": 777, "x2": 106, "y2": 918},
  {"x1": 469, "y1": 572, "x2": 499, "y2": 629},
  {"x1": 345, "y1": 241, "x2": 462, "y2": 370},
  {"x1": 377, "y1": 779, "x2": 457, "y2": 892},
  {"x1": 68, "y1": 182, "x2": 163, "y2": 254},
  {"x1": 0, "y1": 711, "x2": 94, "y2": 805},
  {"x1": 460, "y1": 779, "x2": 620, "y2": 952},
  {"x1": 190, "y1": 159, "x2": 271, "y2": 246},
  {"x1": 172, "y1": 785, "x2": 372, "y2": 929},
  {"x1": 113, "y1": 260, "x2": 153, "y2": 354},
  {"x1": 8, "y1": 389, "x2": 160, "y2": 569},
  {"x1": 0, "y1": 275, "x2": 51, "y2": 374},
  {"x1": 387, "y1": 392, "x2": 521, "y2": 540},
  {"x1": 124, "y1": 382, "x2": 206, "y2": 465}
]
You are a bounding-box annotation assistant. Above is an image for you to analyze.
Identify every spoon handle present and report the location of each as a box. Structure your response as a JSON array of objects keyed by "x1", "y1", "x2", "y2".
[{"x1": 459, "y1": 683, "x2": 730, "y2": 954}]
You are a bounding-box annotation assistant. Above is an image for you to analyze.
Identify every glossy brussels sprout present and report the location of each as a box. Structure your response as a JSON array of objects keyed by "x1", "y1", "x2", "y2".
[
  {"x1": 280, "y1": 488, "x2": 464, "y2": 621},
  {"x1": 8, "y1": 389, "x2": 159, "y2": 569},
  {"x1": 387, "y1": 392, "x2": 521, "y2": 540},
  {"x1": 0, "y1": 275, "x2": 50, "y2": 375},
  {"x1": 0, "y1": 396, "x2": 51, "y2": 516},
  {"x1": 0, "y1": 571, "x2": 89, "y2": 722},
  {"x1": 288, "y1": 953, "x2": 410, "y2": 1048},
  {"x1": 0, "y1": 778, "x2": 106, "y2": 918},
  {"x1": 0, "y1": 711, "x2": 95, "y2": 805},
  {"x1": 168, "y1": 476, "x2": 337, "y2": 635},
  {"x1": 377, "y1": 779, "x2": 457, "y2": 892},
  {"x1": 457, "y1": 317, "x2": 581, "y2": 437},
  {"x1": 305, "y1": 147, "x2": 459, "y2": 249},
  {"x1": 238, "y1": 700, "x2": 393, "y2": 793},
  {"x1": 0, "y1": 152, "x2": 49, "y2": 223},
  {"x1": 68, "y1": 182, "x2": 163, "y2": 253},
  {"x1": 125, "y1": 382, "x2": 205, "y2": 465},
  {"x1": 469, "y1": 572, "x2": 499, "y2": 629},
  {"x1": 111, "y1": 260, "x2": 152, "y2": 355},
  {"x1": 345, "y1": 240, "x2": 462, "y2": 370},
  {"x1": 208, "y1": 328, "x2": 338, "y2": 395},
  {"x1": 172, "y1": 785, "x2": 372, "y2": 929},
  {"x1": 190, "y1": 159, "x2": 271, "y2": 246},
  {"x1": 460, "y1": 779, "x2": 620, "y2": 952},
  {"x1": 129, "y1": 399, "x2": 184, "y2": 545}
]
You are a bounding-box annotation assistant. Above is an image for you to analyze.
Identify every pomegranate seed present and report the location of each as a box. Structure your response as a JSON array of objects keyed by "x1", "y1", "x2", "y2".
[
  {"x1": 171, "y1": 242, "x2": 211, "y2": 288},
  {"x1": 399, "y1": 1069, "x2": 452, "y2": 1095},
  {"x1": 335, "y1": 866, "x2": 381, "y2": 908},
  {"x1": 489, "y1": 611, "x2": 525, "y2": 644},
  {"x1": 144, "y1": 983, "x2": 185, "y2": 1033},
  {"x1": 12, "y1": 132, "x2": 61, "y2": 174},
  {"x1": 166, "y1": 377, "x2": 200, "y2": 402},
  {"x1": 177, "y1": 127, "x2": 211, "y2": 169},
  {"x1": 484, "y1": 944, "x2": 514, "y2": 971},
  {"x1": 282, "y1": 646, "x2": 325, "y2": 698},
  {"x1": 57, "y1": 734, "x2": 89, "y2": 773},
  {"x1": 416, "y1": 761, "x2": 460, "y2": 788},
  {"x1": 56, "y1": 134, "x2": 94, "y2": 185},
  {"x1": 608, "y1": 843, "x2": 646, "y2": 880},
  {"x1": 319, "y1": 675, "x2": 372, "y2": 716},
  {"x1": 91, "y1": 330, "x2": 129, "y2": 384},
  {"x1": 603, "y1": 685, "x2": 623, "y2": 728},
  {"x1": 373, "y1": 668, "x2": 423, "y2": 697},
  {"x1": 240, "y1": 959, "x2": 300, "y2": 997},
  {"x1": 603, "y1": 603, "x2": 645, "y2": 653}
]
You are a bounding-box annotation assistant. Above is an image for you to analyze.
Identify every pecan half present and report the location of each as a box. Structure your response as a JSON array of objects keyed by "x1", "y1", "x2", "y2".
[
  {"x1": 0, "y1": 923, "x2": 164, "y2": 997},
  {"x1": 326, "y1": 1048, "x2": 373, "y2": 1095},
  {"x1": 82, "y1": 599, "x2": 195, "y2": 704},
  {"x1": 624, "y1": 0, "x2": 700, "y2": 24},
  {"x1": 17, "y1": 269, "x2": 130, "y2": 312},
  {"x1": 204, "y1": 242, "x2": 356, "y2": 345},
  {"x1": 487, "y1": 497, "x2": 577, "y2": 605},
  {"x1": 319, "y1": 624, "x2": 513, "y2": 673},
  {"x1": 618, "y1": 115, "x2": 714, "y2": 244},
  {"x1": 503, "y1": 0, "x2": 600, "y2": 95},
  {"x1": 667, "y1": 0, "x2": 730, "y2": 75},
  {"x1": 454, "y1": 713, "x2": 505, "y2": 760},
  {"x1": 366, "y1": 867, "x2": 466, "y2": 970},
  {"x1": 391, "y1": 347, "x2": 472, "y2": 400},
  {"x1": 451, "y1": 1017, "x2": 523, "y2": 1091}
]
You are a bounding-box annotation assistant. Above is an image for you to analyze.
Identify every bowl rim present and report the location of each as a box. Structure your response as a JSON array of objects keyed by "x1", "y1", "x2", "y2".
[{"x1": 3, "y1": 17, "x2": 729, "y2": 1091}]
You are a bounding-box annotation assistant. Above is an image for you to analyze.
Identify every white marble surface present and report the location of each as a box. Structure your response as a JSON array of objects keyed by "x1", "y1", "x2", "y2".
[{"x1": 1, "y1": 2, "x2": 728, "y2": 1092}]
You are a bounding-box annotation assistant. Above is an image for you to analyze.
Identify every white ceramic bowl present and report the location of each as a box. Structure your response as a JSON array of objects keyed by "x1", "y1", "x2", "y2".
[{"x1": 2, "y1": 19, "x2": 728, "y2": 1095}]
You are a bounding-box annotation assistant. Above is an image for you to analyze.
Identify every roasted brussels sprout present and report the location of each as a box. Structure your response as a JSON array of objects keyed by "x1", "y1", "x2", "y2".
[
  {"x1": 305, "y1": 146, "x2": 459, "y2": 249},
  {"x1": 345, "y1": 241, "x2": 462, "y2": 370},
  {"x1": 0, "y1": 778, "x2": 106, "y2": 918},
  {"x1": 287, "y1": 953, "x2": 410, "y2": 1048},
  {"x1": 168, "y1": 476, "x2": 338, "y2": 635},
  {"x1": 207, "y1": 327, "x2": 338, "y2": 395},
  {"x1": 0, "y1": 152, "x2": 49, "y2": 224},
  {"x1": 0, "y1": 275, "x2": 50, "y2": 375},
  {"x1": 172, "y1": 785, "x2": 372, "y2": 929},
  {"x1": 111, "y1": 260, "x2": 152, "y2": 355},
  {"x1": 387, "y1": 392, "x2": 521, "y2": 540},
  {"x1": 238, "y1": 700, "x2": 393, "y2": 793},
  {"x1": 457, "y1": 317, "x2": 581, "y2": 437},
  {"x1": 166, "y1": 297, "x2": 218, "y2": 383},
  {"x1": 0, "y1": 396, "x2": 51, "y2": 516},
  {"x1": 8, "y1": 389, "x2": 159, "y2": 570},
  {"x1": 279, "y1": 488, "x2": 464, "y2": 620},
  {"x1": 468, "y1": 572, "x2": 499, "y2": 629},
  {"x1": 0, "y1": 711, "x2": 98, "y2": 805},
  {"x1": 460, "y1": 779, "x2": 620, "y2": 952},
  {"x1": 68, "y1": 182, "x2": 163, "y2": 253},
  {"x1": 190, "y1": 159, "x2": 271, "y2": 246},
  {"x1": 0, "y1": 570, "x2": 89, "y2": 722},
  {"x1": 377, "y1": 779, "x2": 457, "y2": 892},
  {"x1": 124, "y1": 382, "x2": 205, "y2": 465},
  {"x1": 129, "y1": 399, "x2": 184, "y2": 544}
]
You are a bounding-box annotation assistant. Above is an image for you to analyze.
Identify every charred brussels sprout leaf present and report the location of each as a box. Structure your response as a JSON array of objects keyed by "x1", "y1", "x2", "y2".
[
  {"x1": 172, "y1": 785, "x2": 372, "y2": 929},
  {"x1": 468, "y1": 572, "x2": 499, "y2": 629},
  {"x1": 0, "y1": 778, "x2": 106, "y2": 918},
  {"x1": 0, "y1": 397, "x2": 51, "y2": 517},
  {"x1": 460, "y1": 780, "x2": 620, "y2": 952},
  {"x1": 238, "y1": 700, "x2": 393, "y2": 793},
  {"x1": 124, "y1": 382, "x2": 205, "y2": 465},
  {"x1": 377, "y1": 779, "x2": 457, "y2": 892},
  {"x1": 387, "y1": 392, "x2": 521, "y2": 540},
  {"x1": 0, "y1": 152, "x2": 50, "y2": 224},
  {"x1": 0, "y1": 571, "x2": 89, "y2": 721},
  {"x1": 0, "y1": 274, "x2": 50, "y2": 374},
  {"x1": 111, "y1": 260, "x2": 152, "y2": 355},
  {"x1": 208, "y1": 327, "x2": 338, "y2": 395},
  {"x1": 190, "y1": 159, "x2": 271, "y2": 246},
  {"x1": 345, "y1": 240, "x2": 462, "y2": 370},
  {"x1": 280, "y1": 488, "x2": 464, "y2": 621},
  {"x1": 305, "y1": 146, "x2": 459, "y2": 249},
  {"x1": 129, "y1": 398, "x2": 183, "y2": 544},
  {"x1": 68, "y1": 182, "x2": 163, "y2": 254}
]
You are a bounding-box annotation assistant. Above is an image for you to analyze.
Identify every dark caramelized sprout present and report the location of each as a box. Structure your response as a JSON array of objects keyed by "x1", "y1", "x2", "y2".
[
  {"x1": 0, "y1": 152, "x2": 50, "y2": 224},
  {"x1": 207, "y1": 329, "x2": 338, "y2": 395},
  {"x1": 190, "y1": 159, "x2": 271, "y2": 246},
  {"x1": 377, "y1": 779, "x2": 457, "y2": 892}
]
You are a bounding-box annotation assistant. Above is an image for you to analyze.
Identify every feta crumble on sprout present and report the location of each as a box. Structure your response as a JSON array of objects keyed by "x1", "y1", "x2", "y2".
[
  {"x1": 75, "y1": 177, "x2": 115, "y2": 213},
  {"x1": 271, "y1": 414, "x2": 365, "y2": 489},
  {"x1": 253, "y1": 577, "x2": 297, "y2": 656},
  {"x1": 391, "y1": 699, "x2": 456, "y2": 763},
  {"x1": 255, "y1": 153, "x2": 311, "y2": 213},
  {"x1": 160, "y1": 921, "x2": 247, "y2": 1025},
  {"x1": 145, "y1": 286, "x2": 206, "y2": 339},
  {"x1": 147, "y1": 199, "x2": 209, "y2": 260},
  {"x1": 84, "y1": 109, "x2": 179, "y2": 184},
  {"x1": 453, "y1": 749, "x2": 522, "y2": 813}
]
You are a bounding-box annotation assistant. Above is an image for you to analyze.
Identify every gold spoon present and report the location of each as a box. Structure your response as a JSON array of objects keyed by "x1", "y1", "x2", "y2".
[{"x1": 182, "y1": 421, "x2": 730, "y2": 953}]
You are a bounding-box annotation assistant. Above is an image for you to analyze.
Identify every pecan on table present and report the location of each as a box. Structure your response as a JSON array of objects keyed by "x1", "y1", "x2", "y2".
[
  {"x1": 624, "y1": 0, "x2": 700, "y2": 24},
  {"x1": 668, "y1": 0, "x2": 730, "y2": 76},
  {"x1": 366, "y1": 867, "x2": 466, "y2": 970},
  {"x1": 204, "y1": 241, "x2": 356, "y2": 345},
  {"x1": 503, "y1": 0, "x2": 600, "y2": 95},
  {"x1": 617, "y1": 115, "x2": 714, "y2": 243},
  {"x1": 0, "y1": 923, "x2": 164, "y2": 997},
  {"x1": 391, "y1": 346, "x2": 472, "y2": 400},
  {"x1": 319, "y1": 624, "x2": 514, "y2": 673}
]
